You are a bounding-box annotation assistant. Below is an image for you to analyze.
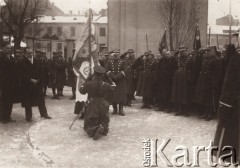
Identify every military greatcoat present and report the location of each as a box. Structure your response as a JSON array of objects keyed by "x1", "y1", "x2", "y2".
[
  {"x1": 134, "y1": 58, "x2": 155, "y2": 98},
  {"x1": 105, "y1": 59, "x2": 127, "y2": 104}
]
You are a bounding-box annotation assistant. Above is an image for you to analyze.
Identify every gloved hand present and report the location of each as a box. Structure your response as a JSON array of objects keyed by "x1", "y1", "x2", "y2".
[
  {"x1": 115, "y1": 72, "x2": 124, "y2": 81},
  {"x1": 108, "y1": 72, "x2": 116, "y2": 80}
]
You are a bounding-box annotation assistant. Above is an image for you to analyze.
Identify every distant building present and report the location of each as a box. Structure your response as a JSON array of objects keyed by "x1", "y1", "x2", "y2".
[
  {"x1": 108, "y1": 0, "x2": 208, "y2": 56},
  {"x1": 216, "y1": 15, "x2": 239, "y2": 26},
  {"x1": 209, "y1": 25, "x2": 239, "y2": 50},
  {"x1": 24, "y1": 16, "x2": 108, "y2": 59}
]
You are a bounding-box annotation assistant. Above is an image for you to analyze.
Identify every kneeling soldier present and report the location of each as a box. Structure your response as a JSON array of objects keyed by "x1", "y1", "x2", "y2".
[{"x1": 80, "y1": 66, "x2": 116, "y2": 140}]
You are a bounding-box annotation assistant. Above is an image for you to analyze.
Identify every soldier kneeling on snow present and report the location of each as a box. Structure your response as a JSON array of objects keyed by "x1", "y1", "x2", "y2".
[{"x1": 80, "y1": 65, "x2": 116, "y2": 140}]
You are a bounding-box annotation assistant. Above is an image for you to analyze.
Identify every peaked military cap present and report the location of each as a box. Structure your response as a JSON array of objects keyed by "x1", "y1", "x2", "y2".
[
  {"x1": 127, "y1": 49, "x2": 134, "y2": 53},
  {"x1": 112, "y1": 49, "x2": 120, "y2": 53},
  {"x1": 206, "y1": 46, "x2": 217, "y2": 51}
]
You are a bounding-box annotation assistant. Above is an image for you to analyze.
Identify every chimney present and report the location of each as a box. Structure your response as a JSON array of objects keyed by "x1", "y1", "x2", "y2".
[
  {"x1": 78, "y1": 10, "x2": 81, "y2": 16},
  {"x1": 69, "y1": 10, "x2": 73, "y2": 15}
]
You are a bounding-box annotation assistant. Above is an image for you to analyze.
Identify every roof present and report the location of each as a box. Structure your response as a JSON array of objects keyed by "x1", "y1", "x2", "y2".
[
  {"x1": 210, "y1": 25, "x2": 240, "y2": 35},
  {"x1": 38, "y1": 16, "x2": 107, "y2": 24}
]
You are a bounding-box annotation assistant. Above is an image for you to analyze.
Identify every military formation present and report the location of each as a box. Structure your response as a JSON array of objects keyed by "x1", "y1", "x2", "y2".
[{"x1": 97, "y1": 46, "x2": 233, "y2": 121}]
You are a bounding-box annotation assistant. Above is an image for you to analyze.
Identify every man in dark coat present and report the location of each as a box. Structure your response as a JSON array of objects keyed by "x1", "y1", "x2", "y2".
[
  {"x1": 48, "y1": 51, "x2": 60, "y2": 99},
  {"x1": 48, "y1": 51, "x2": 66, "y2": 99},
  {"x1": 133, "y1": 51, "x2": 156, "y2": 109},
  {"x1": 105, "y1": 49, "x2": 127, "y2": 116},
  {"x1": 171, "y1": 47, "x2": 191, "y2": 116},
  {"x1": 213, "y1": 45, "x2": 239, "y2": 164},
  {"x1": 155, "y1": 51, "x2": 176, "y2": 112},
  {"x1": 194, "y1": 46, "x2": 218, "y2": 120},
  {"x1": 35, "y1": 51, "x2": 49, "y2": 96},
  {"x1": 67, "y1": 49, "x2": 76, "y2": 99},
  {"x1": 189, "y1": 50, "x2": 203, "y2": 115},
  {"x1": 0, "y1": 48, "x2": 17, "y2": 123},
  {"x1": 18, "y1": 49, "x2": 51, "y2": 122},
  {"x1": 57, "y1": 51, "x2": 67, "y2": 97},
  {"x1": 123, "y1": 49, "x2": 136, "y2": 107},
  {"x1": 80, "y1": 66, "x2": 115, "y2": 140},
  {"x1": 40, "y1": 51, "x2": 49, "y2": 96}
]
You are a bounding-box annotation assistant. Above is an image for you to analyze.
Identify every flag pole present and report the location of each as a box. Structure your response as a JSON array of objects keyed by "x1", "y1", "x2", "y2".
[{"x1": 88, "y1": 1, "x2": 92, "y2": 75}]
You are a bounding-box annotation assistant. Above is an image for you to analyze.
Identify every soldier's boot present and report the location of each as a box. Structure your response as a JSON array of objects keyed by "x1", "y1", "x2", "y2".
[
  {"x1": 119, "y1": 104, "x2": 125, "y2": 116},
  {"x1": 93, "y1": 127, "x2": 104, "y2": 140},
  {"x1": 101, "y1": 128, "x2": 109, "y2": 136},
  {"x1": 112, "y1": 104, "x2": 118, "y2": 115}
]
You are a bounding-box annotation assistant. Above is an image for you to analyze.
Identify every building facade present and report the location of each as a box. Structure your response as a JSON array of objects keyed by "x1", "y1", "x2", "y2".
[
  {"x1": 24, "y1": 16, "x2": 107, "y2": 59},
  {"x1": 108, "y1": 0, "x2": 209, "y2": 56},
  {"x1": 209, "y1": 25, "x2": 239, "y2": 50}
]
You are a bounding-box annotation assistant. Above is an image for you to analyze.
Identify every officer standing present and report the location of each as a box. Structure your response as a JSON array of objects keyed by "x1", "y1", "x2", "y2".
[
  {"x1": 213, "y1": 45, "x2": 239, "y2": 164},
  {"x1": 133, "y1": 51, "x2": 156, "y2": 109},
  {"x1": 194, "y1": 46, "x2": 218, "y2": 120},
  {"x1": 80, "y1": 65, "x2": 116, "y2": 140},
  {"x1": 67, "y1": 49, "x2": 76, "y2": 100},
  {"x1": 155, "y1": 51, "x2": 176, "y2": 112},
  {"x1": 57, "y1": 51, "x2": 67, "y2": 97},
  {"x1": 40, "y1": 51, "x2": 49, "y2": 96},
  {"x1": 48, "y1": 51, "x2": 60, "y2": 99},
  {"x1": 171, "y1": 47, "x2": 191, "y2": 116},
  {"x1": 0, "y1": 47, "x2": 16, "y2": 123},
  {"x1": 125, "y1": 49, "x2": 136, "y2": 107},
  {"x1": 105, "y1": 49, "x2": 127, "y2": 116}
]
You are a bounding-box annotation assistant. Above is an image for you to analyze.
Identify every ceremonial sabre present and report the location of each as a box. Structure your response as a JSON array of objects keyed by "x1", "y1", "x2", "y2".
[{"x1": 69, "y1": 105, "x2": 85, "y2": 130}]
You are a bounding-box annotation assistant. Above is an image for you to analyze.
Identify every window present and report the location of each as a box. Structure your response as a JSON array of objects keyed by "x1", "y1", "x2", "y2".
[
  {"x1": 57, "y1": 43, "x2": 62, "y2": 51},
  {"x1": 47, "y1": 27, "x2": 53, "y2": 36},
  {"x1": 47, "y1": 43, "x2": 51, "y2": 52},
  {"x1": 99, "y1": 27, "x2": 106, "y2": 36},
  {"x1": 70, "y1": 27, "x2": 75, "y2": 36},
  {"x1": 36, "y1": 42, "x2": 41, "y2": 49},
  {"x1": 57, "y1": 27, "x2": 62, "y2": 36},
  {"x1": 210, "y1": 38, "x2": 215, "y2": 45},
  {"x1": 99, "y1": 44, "x2": 106, "y2": 52}
]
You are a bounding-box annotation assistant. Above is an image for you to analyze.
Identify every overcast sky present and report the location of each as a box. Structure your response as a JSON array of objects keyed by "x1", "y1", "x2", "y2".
[{"x1": 50, "y1": 0, "x2": 240, "y2": 26}]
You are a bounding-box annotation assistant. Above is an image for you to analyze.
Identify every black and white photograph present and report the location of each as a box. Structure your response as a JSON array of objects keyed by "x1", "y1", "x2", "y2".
[{"x1": 0, "y1": 0, "x2": 239, "y2": 167}]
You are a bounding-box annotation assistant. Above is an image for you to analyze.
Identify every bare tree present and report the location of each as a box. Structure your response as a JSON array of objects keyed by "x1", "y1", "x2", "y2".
[
  {"x1": 0, "y1": 0, "x2": 48, "y2": 49},
  {"x1": 156, "y1": 0, "x2": 197, "y2": 51}
]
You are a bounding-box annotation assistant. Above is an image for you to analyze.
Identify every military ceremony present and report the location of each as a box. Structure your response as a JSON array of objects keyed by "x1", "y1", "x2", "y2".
[{"x1": 0, "y1": 0, "x2": 239, "y2": 167}]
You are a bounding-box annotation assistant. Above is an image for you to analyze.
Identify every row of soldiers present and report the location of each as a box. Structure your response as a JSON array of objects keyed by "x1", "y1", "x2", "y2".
[
  {"x1": 98, "y1": 45, "x2": 238, "y2": 121},
  {"x1": 32, "y1": 50, "x2": 77, "y2": 100}
]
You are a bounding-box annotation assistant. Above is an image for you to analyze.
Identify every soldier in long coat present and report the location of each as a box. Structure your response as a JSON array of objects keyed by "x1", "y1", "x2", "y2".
[
  {"x1": 105, "y1": 49, "x2": 127, "y2": 116},
  {"x1": 67, "y1": 49, "x2": 76, "y2": 99},
  {"x1": 213, "y1": 45, "x2": 239, "y2": 164},
  {"x1": 0, "y1": 48, "x2": 17, "y2": 123},
  {"x1": 171, "y1": 47, "x2": 191, "y2": 116},
  {"x1": 189, "y1": 50, "x2": 203, "y2": 114},
  {"x1": 18, "y1": 49, "x2": 51, "y2": 122},
  {"x1": 48, "y1": 51, "x2": 66, "y2": 99},
  {"x1": 57, "y1": 51, "x2": 67, "y2": 97},
  {"x1": 40, "y1": 52, "x2": 49, "y2": 96},
  {"x1": 35, "y1": 51, "x2": 49, "y2": 96},
  {"x1": 133, "y1": 51, "x2": 156, "y2": 109},
  {"x1": 155, "y1": 51, "x2": 176, "y2": 111},
  {"x1": 194, "y1": 46, "x2": 218, "y2": 120},
  {"x1": 123, "y1": 49, "x2": 136, "y2": 107}
]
